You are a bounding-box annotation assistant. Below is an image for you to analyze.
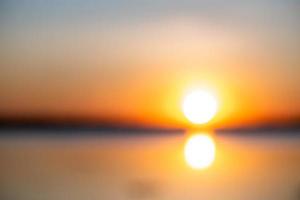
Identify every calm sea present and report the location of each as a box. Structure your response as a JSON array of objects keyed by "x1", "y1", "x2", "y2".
[{"x1": 0, "y1": 131, "x2": 299, "y2": 200}]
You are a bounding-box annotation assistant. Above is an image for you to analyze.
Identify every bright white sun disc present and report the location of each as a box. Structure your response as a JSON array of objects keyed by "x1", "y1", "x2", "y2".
[{"x1": 182, "y1": 90, "x2": 218, "y2": 124}]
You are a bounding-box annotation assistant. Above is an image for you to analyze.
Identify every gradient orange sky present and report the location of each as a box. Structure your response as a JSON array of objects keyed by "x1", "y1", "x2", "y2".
[{"x1": 0, "y1": 1, "x2": 299, "y2": 128}]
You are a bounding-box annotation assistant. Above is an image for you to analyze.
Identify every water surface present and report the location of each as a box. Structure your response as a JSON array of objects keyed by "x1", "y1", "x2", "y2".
[{"x1": 0, "y1": 131, "x2": 299, "y2": 200}]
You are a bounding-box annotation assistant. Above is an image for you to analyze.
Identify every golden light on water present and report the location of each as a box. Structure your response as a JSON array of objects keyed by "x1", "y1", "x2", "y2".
[
  {"x1": 182, "y1": 89, "x2": 218, "y2": 124},
  {"x1": 184, "y1": 133, "x2": 216, "y2": 169}
]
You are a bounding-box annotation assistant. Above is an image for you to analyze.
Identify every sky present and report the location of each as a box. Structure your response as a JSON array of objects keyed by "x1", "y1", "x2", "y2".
[{"x1": 0, "y1": 0, "x2": 300, "y2": 127}]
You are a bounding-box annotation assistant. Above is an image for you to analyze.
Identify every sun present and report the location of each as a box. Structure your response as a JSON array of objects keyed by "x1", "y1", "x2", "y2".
[
  {"x1": 182, "y1": 89, "x2": 218, "y2": 124},
  {"x1": 184, "y1": 133, "x2": 216, "y2": 169}
]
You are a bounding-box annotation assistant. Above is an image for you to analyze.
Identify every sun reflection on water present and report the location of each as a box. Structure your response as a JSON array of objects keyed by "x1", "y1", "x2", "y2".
[{"x1": 184, "y1": 132, "x2": 216, "y2": 169}]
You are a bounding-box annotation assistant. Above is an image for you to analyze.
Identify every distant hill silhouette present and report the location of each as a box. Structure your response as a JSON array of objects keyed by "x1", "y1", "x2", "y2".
[
  {"x1": 216, "y1": 118, "x2": 300, "y2": 134},
  {"x1": 0, "y1": 116, "x2": 184, "y2": 135},
  {"x1": 0, "y1": 115, "x2": 299, "y2": 135}
]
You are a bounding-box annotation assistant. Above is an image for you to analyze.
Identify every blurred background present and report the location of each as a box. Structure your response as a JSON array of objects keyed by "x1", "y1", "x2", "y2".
[
  {"x1": 0, "y1": 0, "x2": 299, "y2": 200},
  {"x1": 1, "y1": 0, "x2": 300, "y2": 127}
]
